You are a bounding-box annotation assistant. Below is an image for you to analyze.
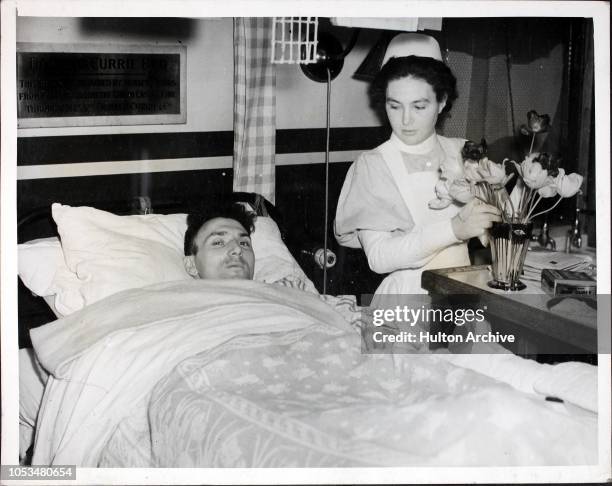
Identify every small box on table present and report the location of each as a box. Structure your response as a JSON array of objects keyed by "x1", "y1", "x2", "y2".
[{"x1": 541, "y1": 268, "x2": 597, "y2": 296}]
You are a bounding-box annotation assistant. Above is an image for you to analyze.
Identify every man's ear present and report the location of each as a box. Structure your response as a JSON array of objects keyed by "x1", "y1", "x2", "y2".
[{"x1": 183, "y1": 255, "x2": 199, "y2": 278}]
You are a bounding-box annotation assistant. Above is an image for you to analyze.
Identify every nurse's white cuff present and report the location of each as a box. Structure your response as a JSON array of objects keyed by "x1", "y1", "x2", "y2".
[
  {"x1": 359, "y1": 218, "x2": 461, "y2": 274},
  {"x1": 421, "y1": 219, "x2": 462, "y2": 249}
]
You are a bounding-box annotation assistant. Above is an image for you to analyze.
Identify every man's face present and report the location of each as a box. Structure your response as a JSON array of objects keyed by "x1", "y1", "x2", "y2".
[{"x1": 186, "y1": 217, "x2": 255, "y2": 280}]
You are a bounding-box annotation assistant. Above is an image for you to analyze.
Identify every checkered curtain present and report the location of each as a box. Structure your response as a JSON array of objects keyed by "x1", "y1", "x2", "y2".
[{"x1": 233, "y1": 18, "x2": 276, "y2": 203}]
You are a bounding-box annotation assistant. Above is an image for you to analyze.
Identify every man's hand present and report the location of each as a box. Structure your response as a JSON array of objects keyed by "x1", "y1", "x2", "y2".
[{"x1": 273, "y1": 276, "x2": 308, "y2": 291}]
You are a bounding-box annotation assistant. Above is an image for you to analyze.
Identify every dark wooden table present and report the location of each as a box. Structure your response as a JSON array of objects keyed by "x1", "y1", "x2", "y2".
[{"x1": 421, "y1": 265, "x2": 598, "y2": 360}]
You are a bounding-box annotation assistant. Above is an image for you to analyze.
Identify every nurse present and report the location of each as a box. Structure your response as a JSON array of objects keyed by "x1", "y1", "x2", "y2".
[{"x1": 335, "y1": 33, "x2": 500, "y2": 295}]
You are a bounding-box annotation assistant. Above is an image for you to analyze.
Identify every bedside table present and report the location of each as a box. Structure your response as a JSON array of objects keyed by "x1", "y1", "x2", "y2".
[{"x1": 421, "y1": 265, "x2": 600, "y2": 363}]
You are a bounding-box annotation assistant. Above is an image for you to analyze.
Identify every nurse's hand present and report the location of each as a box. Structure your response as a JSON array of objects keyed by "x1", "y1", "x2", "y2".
[{"x1": 451, "y1": 199, "x2": 501, "y2": 241}]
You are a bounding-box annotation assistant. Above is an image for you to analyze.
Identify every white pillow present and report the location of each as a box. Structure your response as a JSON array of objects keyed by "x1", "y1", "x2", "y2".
[
  {"x1": 17, "y1": 237, "x2": 83, "y2": 316},
  {"x1": 18, "y1": 237, "x2": 74, "y2": 297},
  {"x1": 52, "y1": 203, "x2": 191, "y2": 313},
  {"x1": 251, "y1": 216, "x2": 317, "y2": 293},
  {"x1": 18, "y1": 203, "x2": 316, "y2": 317}
]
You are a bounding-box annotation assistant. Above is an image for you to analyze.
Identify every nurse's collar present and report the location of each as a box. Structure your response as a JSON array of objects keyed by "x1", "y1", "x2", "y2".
[{"x1": 390, "y1": 132, "x2": 438, "y2": 155}]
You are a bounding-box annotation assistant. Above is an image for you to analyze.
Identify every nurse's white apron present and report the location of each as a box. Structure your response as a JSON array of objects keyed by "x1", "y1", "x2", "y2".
[{"x1": 374, "y1": 138, "x2": 470, "y2": 295}]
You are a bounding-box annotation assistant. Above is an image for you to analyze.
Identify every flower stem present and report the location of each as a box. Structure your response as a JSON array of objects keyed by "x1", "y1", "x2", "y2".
[
  {"x1": 504, "y1": 190, "x2": 516, "y2": 222},
  {"x1": 524, "y1": 194, "x2": 543, "y2": 222},
  {"x1": 529, "y1": 133, "x2": 535, "y2": 155},
  {"x1": 473, "y1": 194, "x2": 490, "y2": 206},
  {"x1": 529, "y1": 195, "x2": 564, "y2": 220},
  {"x1": 529, "y1": 190, "x2": 540, "y2": 212},
  {"x1": 519, "y1": 187, "x2": 533, "y2": 221}
]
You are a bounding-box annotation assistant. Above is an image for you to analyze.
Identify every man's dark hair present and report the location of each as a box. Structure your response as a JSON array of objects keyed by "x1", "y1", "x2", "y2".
[
  {"x1": 184, "y1": 202, "x2": 256, "y2": 256},
  {"x1": 369, "y1": 55, "x2": 458, "y2": 124}
]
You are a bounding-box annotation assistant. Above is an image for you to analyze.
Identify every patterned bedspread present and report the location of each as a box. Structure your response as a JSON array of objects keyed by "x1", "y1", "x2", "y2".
[
  {"x1": 101, "y1": 320, "x2": 597, "y2": 467},
  {"x1": 30, "y1": 280, "x2": 597, "y2": 467}
]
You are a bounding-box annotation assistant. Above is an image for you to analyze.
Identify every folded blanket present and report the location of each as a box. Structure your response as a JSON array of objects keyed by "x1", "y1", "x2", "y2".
[
  {"x1": 31, "y1": 280, "x2": 349, "y2": 466},
  {"x1": 31, "y1": 279, "x2": 347, "y2": 376}
]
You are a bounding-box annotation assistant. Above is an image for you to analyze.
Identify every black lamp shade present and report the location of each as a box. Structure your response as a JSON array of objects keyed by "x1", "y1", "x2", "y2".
[
  {"x1": 300, "y1": 32, "x2": 345, "y2": 83},
  {"x1": 353, "y1": 32, "x2": 395, "y2": 82}
]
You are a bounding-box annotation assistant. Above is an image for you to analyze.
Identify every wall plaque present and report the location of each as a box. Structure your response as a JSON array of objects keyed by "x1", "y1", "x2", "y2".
[{"x1": 17, "y1": 43, "x2": 186, "y2": 128}]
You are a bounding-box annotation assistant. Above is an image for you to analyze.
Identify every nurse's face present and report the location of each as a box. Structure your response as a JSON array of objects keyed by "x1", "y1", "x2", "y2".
[{"x1": 385, "y1": 76, "x2": 447, "y2": 146}]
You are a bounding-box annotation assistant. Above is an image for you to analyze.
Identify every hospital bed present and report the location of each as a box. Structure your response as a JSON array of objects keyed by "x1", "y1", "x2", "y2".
[{"x1": 17, "y1": 195, "x2": 599, "y2": 467}]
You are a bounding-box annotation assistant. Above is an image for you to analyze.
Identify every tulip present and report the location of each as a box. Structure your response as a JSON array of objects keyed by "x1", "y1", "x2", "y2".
[
  {"x1": 520, "y1": 111, "x2": 551, "y2": 154},
  {"x1": 461, "y1": 139, "x2": 487, "y2": 163},
  {"x1": 439, "y1": 159, "x2": 464, "y2": 181},
  {"x1": 434, "y1": 178, "x2": 452, "y2": 200},
  {"x1": 477, "y1": 158, "x2": 508, "y2": 186},
  {"x1": 537, "y1": 176, "x2": 558, "y2": 198},
  {"x1": 555, "y1": 169, "x2": 583, "y2": 197},
  {"x1": 534, "y1": 152, "x2": 560, "y2": 177},
  {"x1": 463, "y1": 160, "x2": 484, "y2": 182},
  {"x1": 428, "y1": 198, "x2": 453, "y2": 210},
  {"x1": 525, "y1": 169, "x2": 583, "y2": 222},
  {"x1": 520, "y1": 110, "x2": 551, "y2": 135},
  {"x1": 433, "y1": 120, "x2": 583, "y2": 224},
  {"x1": 521, "y1": 153, "x2": 549, "y2": 189},
  {"x1": 428, "y1": 179, "x2": 454, "y2": 209},
  {"x1": 448, "y1": 179, "x2": 475, "y2": 204}
]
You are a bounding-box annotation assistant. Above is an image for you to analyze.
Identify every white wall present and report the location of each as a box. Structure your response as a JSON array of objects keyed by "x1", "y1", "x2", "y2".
[{"x1": 276, "y1": 29, "x2": 381, "y2": 129}]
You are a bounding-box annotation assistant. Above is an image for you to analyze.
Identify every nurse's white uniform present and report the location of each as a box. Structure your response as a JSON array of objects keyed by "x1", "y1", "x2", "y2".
[{"x1": 335, "y1": 132, "x2": 470, "y2": 295}]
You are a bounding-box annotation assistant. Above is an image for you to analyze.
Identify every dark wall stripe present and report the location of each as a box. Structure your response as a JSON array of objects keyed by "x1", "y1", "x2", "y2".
[
  {"x1": 275, "y1": 127, "x2": 389, "y2": 154},
  {"x1": 17, "y1": 131, "x2": 234, "y2": 166},
  {"x1": 17, "y1": 169, "x2": 234, "y2": 242},
  {"x1": 16, "y1": 162, "x2": 357, "y2": 240},
  {"x1": 17, "y1": 126, "x2": 389, "y2": 166}
]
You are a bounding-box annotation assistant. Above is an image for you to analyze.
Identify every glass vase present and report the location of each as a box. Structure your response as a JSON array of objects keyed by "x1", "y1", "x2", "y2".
[{"x1": 487, "y1": 221, "x2": 533, "y2": 291}]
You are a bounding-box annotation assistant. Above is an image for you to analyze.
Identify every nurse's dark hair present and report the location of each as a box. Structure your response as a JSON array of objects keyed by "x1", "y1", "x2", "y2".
[
  {"x1": 184, "y1": 202, "x2": 256, "y2": 256},
  {"x1": 369, "y1": 55, "x2": 458, "y2": 119}
]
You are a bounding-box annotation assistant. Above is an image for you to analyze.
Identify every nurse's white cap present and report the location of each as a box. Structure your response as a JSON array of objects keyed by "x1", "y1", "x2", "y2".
[{"x1": 381, "y1": 33, "x2": 442, "y2": 67}]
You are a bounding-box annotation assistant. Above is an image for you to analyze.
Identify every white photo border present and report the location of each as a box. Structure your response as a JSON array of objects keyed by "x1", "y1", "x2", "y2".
[{"x1": 2, "y1": 1, "x2": 610, "y2": 484}]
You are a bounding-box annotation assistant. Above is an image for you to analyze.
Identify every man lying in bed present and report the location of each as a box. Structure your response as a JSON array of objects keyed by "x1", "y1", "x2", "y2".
[{"x1": 20, "y1": 203, "x2": 309, "y2": 462}]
